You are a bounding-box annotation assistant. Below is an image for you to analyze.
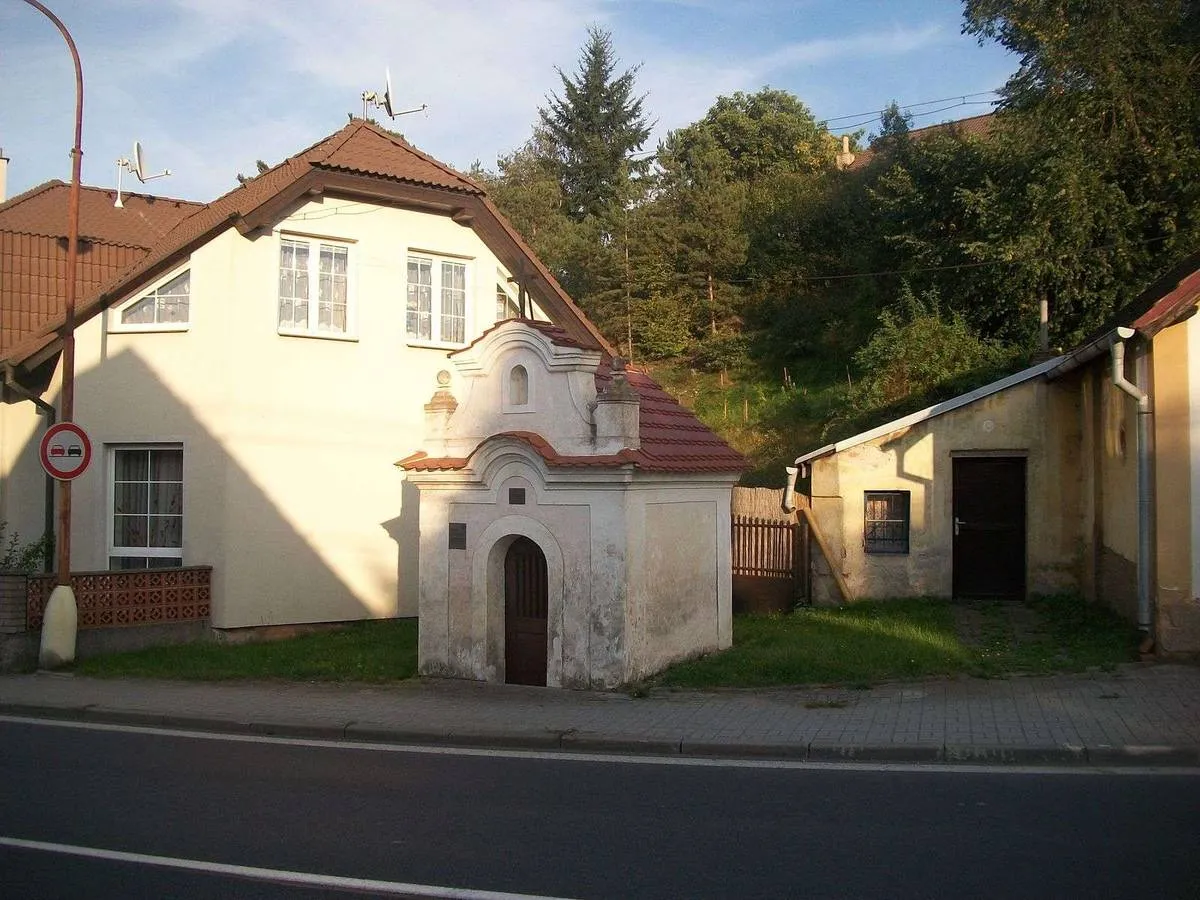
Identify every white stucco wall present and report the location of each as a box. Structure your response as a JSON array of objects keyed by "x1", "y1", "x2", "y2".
[
  {"x1": 3, "y1": 195, "x2": 542, "y2": 628},
  {"x1": 407, "y1": 322, "x2": 737, "y2": 688}
]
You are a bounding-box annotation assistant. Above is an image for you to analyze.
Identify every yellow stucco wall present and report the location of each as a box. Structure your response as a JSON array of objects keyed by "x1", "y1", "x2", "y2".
[
  {"x1": 808, "y1": 377, "x2": 1081, "y2": 602},
  {"x1": 4, "y1": 195, "x2": 529, "y2": 628},
  {"x1": 1153, "y1": 318, "x2": 1199, "y2": 652}
]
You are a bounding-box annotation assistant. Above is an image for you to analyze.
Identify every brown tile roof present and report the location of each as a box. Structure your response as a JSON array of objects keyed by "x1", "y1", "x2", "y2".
[
  {"x1": 845, "y1": 112, "x2": 995, "y2": 172},
  {"x1": 0, "y1": 181, "x2": 202, "y2": 247},
  {"x1": 0, "y1": 182, "x2": 202, "y2": 354},
  {"x1": 3, "y1": 119, "x2": 610, "y2": 368},
  {"x1": 399, "y1": 361, "x2": 746, "y2": 475},
  {"x1": 314, "y1": 123, "x2": 484, "y2": 192},
  {"x1": 1130, "y1": 250, "x2": 1200, "y2": 337}
]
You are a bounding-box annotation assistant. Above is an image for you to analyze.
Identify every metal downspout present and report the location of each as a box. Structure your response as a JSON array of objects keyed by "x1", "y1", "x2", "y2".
[
  {"x1": 782, "y1": 466, "x2": 800, "y2": 514},
  {"x1": 1, "y1": 366, "x2": 57, "y2": 573},
  {"x1": 1110, "y1": 330, "x2": 1154, "y2": 643}
]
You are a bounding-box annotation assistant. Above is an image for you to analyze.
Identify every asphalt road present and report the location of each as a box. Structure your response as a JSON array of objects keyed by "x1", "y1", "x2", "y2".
[{"x1": 1, "y1": 717, "x2": 1197, "y2": 899}]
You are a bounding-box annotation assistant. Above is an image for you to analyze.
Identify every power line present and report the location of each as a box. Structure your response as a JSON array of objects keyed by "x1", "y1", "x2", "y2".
[
  {"x1": 832, "y1": 99, "x2": 999, "y2": 133},
  {"x1": 819, "y1": 90, "x2": 1001, "y2": 126}
]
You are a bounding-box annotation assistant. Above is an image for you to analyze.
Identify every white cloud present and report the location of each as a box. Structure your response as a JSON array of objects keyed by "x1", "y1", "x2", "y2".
[{"x1": 1, "y1": 1, "x2": 1007, "y2": 201}]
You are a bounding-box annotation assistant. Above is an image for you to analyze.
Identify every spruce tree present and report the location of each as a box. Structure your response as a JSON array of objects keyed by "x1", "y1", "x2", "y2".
[{"x1": 539, "y1": 27, "x2": 652, "y2": 221}]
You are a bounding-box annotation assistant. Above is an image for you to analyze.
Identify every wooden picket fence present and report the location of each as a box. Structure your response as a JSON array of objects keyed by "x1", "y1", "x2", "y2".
[{"x1": 731, "y1": 515, "x2": 809, "y2": 612}]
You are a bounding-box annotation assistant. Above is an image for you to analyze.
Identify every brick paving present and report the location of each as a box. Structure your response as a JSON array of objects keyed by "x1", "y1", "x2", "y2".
[{"x1": 1, "y1": 664, "x2": 1198, "y2": 765}]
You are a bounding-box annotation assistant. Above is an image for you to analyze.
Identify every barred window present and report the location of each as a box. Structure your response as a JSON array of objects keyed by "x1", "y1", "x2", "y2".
[{"x1": 864, "y1": 491, "x2": 910, "y2": 554}]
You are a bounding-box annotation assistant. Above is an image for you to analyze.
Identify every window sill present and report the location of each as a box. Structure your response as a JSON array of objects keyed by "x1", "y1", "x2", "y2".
[
  {"x1": 277, "y1": 329, "x2": 359, "y2": 343},
  {"x1": 406, "y1": 339, "x2": 468, "y2": 352},
  {"x1": 109, "y1": 324, "x2": 190, "y2": 334}
]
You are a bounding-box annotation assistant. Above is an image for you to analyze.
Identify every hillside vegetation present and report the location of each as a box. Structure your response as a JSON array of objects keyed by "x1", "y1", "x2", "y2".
[{"x1": 472, "y1": 5, "x2": 1200, "y2": 482}]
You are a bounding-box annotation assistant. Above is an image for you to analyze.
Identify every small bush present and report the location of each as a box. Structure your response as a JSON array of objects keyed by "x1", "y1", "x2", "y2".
[{"x1": 0, "y1": 522, "x2": 50, "y2": 573}]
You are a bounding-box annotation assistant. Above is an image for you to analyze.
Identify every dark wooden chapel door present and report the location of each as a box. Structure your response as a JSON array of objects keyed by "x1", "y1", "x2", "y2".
[{"x1": 504, "y1": 536, "x2": 548, "y2": 686}]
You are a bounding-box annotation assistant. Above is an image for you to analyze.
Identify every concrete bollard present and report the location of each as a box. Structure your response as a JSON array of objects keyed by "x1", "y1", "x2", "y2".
[{"x1": 39, "y1": 585, "x2": 78, "y2": 668}]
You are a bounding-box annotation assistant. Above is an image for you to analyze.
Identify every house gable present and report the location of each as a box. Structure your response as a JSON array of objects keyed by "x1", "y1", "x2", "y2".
[{"x1": 1, "y1": 120, "x2": 611, "y2": 377}]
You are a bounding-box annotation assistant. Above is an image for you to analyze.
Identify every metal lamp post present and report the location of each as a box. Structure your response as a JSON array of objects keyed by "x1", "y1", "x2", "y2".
[{"x1": 23, "y1": 0, "x2": 83, "y2": 667}]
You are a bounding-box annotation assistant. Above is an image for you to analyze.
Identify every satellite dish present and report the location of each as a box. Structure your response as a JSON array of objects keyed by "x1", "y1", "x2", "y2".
[
  {"x1": 360, "y1": 68, "x2": 426, "y2": 120},
  {"x1": 383, "y1": 67, "x2": 395, "y2": 119},
  {"x1": 113, "y1": 140, "x2": 173, "y2": 207}
]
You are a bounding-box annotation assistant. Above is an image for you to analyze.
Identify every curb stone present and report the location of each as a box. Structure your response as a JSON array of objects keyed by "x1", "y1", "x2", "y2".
[
  {"x1": 942, "y1": 744, "x2": 1088, "y2": 765},
  {"x1": 679, "y1": 740, "x2": 809, "y2": 759},
  {"x1": 1086, "y1": 744, "x2": 1200, "y2": 767},
  {"x1": 3, "y1": 701, "x2": 1200, "y2": 768},
  {"x1": 560, "y1": 733, "x2": 682, "y2": 755},
  {"x1": 807, "y1": 743, "x2": 943, "y2": 763}
]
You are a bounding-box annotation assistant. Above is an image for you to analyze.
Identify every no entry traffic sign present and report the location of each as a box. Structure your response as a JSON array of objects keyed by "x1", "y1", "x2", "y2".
[{"x1": 39, "y1": 422, "x2": 93, "y2": 481}]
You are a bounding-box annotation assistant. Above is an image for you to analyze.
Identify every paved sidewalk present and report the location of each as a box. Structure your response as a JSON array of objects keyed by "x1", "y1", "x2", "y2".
[{"x1": 2, "y1": 664, "x2": 1199, "y2": 766}]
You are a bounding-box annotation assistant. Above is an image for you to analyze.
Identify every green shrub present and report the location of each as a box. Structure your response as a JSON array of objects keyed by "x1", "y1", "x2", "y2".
[{"x1": 0, "y1": 522, "x2": 51, "y2": 573}]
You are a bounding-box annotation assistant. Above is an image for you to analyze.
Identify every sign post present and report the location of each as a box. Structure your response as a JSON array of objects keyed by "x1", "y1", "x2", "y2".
[
  {"x1": 37, "y1": 422, "x2": 91, "y2": 668},
  {"x1": 39, "y1": 421, "x2": 92, "y2": 481},
  {"x1": 23, "y1": 0, "x2": 85, "y2": 668}
]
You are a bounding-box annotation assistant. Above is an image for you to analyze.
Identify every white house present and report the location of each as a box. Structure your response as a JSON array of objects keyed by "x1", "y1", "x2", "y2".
[{"x1": 1, "y1": 120, "x2": 740, "y2": 654}]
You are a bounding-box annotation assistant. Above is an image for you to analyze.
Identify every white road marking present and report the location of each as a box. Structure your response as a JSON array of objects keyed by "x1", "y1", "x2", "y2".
[
  {"x1": 1, "y1": 714, "x2": 1197, "y2": 776},
  {"x1": 0, "y1": 835, "x2": 578, "y2": 899}
]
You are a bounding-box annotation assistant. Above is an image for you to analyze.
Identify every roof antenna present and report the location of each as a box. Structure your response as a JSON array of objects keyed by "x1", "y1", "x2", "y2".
[
  {"x1": 361, "y1": 68, "x2": 427, "y2": 121},
  {"x1": 114, "y1": 141, "x2": 171, "y2": 208}
]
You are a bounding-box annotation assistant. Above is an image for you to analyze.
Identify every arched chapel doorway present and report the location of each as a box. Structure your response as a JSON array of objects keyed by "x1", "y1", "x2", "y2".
[{"x1": 504, "y1": 536, "x2": 548, "y2": 685}]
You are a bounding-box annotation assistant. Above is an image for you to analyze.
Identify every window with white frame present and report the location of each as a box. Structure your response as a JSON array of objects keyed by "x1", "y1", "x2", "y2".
[
  {"x1": 108, "y1": 445, "x2": 184, "y2": 570},
  {"x1": 112, "y1": 269, "x2": 190, "y2": 330},
  {"x1": 496, "y1": 282, "x2": 520, "y2": 322},
  {"x1": 407, "y1": 254, "x2": 468, "y2": 344},
  {"x1": 278, "y1": 237, "x2": 350, "y2": 335}
]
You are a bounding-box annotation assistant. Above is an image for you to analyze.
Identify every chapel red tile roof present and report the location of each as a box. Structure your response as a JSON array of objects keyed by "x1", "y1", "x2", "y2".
[
  {"x1": 398, "y1": 360, "x2": 746, "y2": 475},
  {"x1": 462, "y1": 318, "x2": 590, "y2": 353},
  {"x1": 0, "y1": 182, "x2": 202, "y2": 354}
]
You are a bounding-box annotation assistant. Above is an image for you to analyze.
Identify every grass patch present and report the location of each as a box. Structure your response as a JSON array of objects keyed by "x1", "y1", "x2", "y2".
[
  {"x1": 661, "y1": 599, "x2": 970, "y2": 688},
  {"x1": 965, "y1": 594, "x2": 1142, "y2": 678},
  {"x1": 659, "y1": 596, "x2": 1140, "y2": 689},
  {"x1": 72, "y1": 619, "x2": 418, "y2": 683}
]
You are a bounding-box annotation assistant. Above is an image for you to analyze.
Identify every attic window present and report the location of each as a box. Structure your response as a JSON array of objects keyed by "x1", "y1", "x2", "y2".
[
  {"x1": 111, "y1": 269, "x2": 190, "y2": 331},
  {"x1": 509, "y1": 365, "x2": 529, "y2": 407},
  {"x1": 496, "y1": 283, "x2": 520, "y2": 321}
]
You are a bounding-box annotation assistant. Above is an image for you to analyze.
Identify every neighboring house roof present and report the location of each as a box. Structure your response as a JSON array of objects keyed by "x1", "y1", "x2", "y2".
[
  {"x1": 1129, "y1": 249, "x2": 1200, "y2": 337},
  {"x1": 399, "y1": 355, "x2": 747, "y2": 476},
  {"x1": 843, "y1": 112, "x2": 995, "y2": 172},
  {"x1": 0, "y1": 182, "x2": 201, "y2": 354},
  {"x1": 2, "y1": 119, "x2": 612, "y2": 372}
]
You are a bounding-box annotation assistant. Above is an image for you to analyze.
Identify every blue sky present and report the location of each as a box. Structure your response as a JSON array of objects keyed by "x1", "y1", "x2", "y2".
[{"x1": 1, "y1": 0, "x2": 1016, "y2": 202}]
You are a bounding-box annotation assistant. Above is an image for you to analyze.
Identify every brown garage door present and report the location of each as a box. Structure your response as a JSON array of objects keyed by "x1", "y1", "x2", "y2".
[{"x1": 952, "y1": 457, "x2": 1026, "y2": 600}]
